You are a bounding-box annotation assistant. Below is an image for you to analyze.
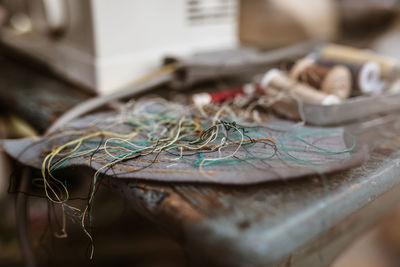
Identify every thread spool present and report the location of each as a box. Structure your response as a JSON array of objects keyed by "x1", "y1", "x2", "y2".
[
  {"x1": 316, "y1": 59, "x2": 384, "y2": 95},
  {"x1": 261, "y1": 69, "x2": 341, "y2": 105},
  {"x1": 290, "y1": 58, "x2": 352, "y2": 99},
  {"x1": 317, "y1": 43, "x2": 400, "y2": 80}
]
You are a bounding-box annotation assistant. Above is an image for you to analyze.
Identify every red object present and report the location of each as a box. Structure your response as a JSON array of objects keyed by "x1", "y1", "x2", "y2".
[
  {"x1": 210, "y1": 87, "x2": 245, "y2": 103},
  {"x1": 209, "y1": 85, "x2": 266, "y2": 103}
]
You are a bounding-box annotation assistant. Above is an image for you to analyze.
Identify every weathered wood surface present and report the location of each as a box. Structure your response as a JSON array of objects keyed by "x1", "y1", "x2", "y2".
[
  {"x1": 2, "y1": 52, "x2": 400, "y2": 266},
  {"x1": 107, "y1": 119, "x2": 400, "y2": 266}
]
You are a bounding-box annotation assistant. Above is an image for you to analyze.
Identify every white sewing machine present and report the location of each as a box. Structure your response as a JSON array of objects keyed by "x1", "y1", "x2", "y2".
[{"x1": 1, "y1": 0, "x2": 238, "y2": 94}]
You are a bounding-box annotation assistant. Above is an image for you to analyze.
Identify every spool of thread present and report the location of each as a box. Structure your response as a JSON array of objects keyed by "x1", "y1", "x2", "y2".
[
  {"x1": 192, "y1": 84, "x2": 264, "y2": 106},
  {"x1": 261, "y1": 69, "x2": 341, "y2": 105},
  {"x1": 317, "y1": 43, "x2": 400, "y2": 80},
  {"x1": 316, "y1": 59, "x2": 384, "y2": 95},
  {"x1": 290, "y1": 57, "x2": 352, "y2": 99}
]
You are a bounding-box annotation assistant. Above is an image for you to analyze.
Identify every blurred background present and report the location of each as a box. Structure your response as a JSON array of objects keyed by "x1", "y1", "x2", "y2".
[{"x1": 2, "y1": 0, "x2": 400, "y2": 266}]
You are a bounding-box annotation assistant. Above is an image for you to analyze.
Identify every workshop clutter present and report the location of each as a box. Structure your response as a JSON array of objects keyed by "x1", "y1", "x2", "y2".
[{"x1": 192, "y1": 43, "x2": 400, "y2": 123}]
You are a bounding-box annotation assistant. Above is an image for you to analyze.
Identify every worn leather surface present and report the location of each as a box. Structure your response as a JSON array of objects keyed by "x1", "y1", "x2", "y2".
[{"x1": 1, "y1": 112, "x2": 368, "y2": 185}]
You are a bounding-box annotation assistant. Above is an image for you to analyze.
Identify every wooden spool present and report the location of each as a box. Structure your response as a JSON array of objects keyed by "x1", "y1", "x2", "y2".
[
  {"x1": 317, "y1": 43, "x2": 400, "y2": 80},
  {"x1": 261, "y1": 69, "x2": 340, "y2": 105},
  {"x1": 290, "y1": 57, "x2": 352, "y2": 99},
  {"x1": 317, "y1": 59, "x2": 384, "y2": 95}
]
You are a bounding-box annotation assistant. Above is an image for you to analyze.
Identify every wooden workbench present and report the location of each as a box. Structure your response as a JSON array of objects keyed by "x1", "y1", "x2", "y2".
[{"x1": 2, "y1": 52, "x2": 400, "y2": 267}]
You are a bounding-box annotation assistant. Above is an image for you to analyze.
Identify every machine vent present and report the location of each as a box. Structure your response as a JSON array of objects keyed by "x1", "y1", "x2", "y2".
[{"x1": 186, "y1": 0, "x2": 237, "y2": 24}]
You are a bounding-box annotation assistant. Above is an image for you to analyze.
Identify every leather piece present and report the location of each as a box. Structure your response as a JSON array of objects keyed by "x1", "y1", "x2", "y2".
[{"x1": 1, "y1": 112, "x2": 368, "y2": 185}]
